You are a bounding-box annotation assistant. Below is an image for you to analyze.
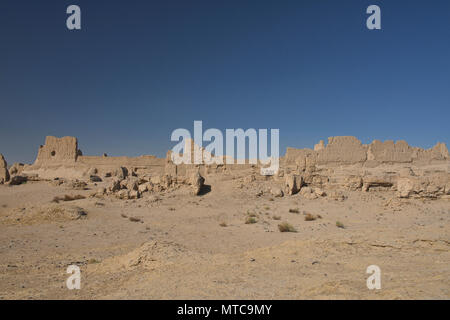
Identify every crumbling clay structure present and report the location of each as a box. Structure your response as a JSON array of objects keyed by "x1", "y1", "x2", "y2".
[
  {"x1": 284, "y1": 136, "x2": 449, "y2": 168},
  {"x1": 0, "y1": 135, "x2": 445, "y2": 200},
  {"x1": 281, "y1": 136, "x2": 449, "y2": 200},
  {"x1": 34, "y1": 136, "x2": 80, "y2": 165}
]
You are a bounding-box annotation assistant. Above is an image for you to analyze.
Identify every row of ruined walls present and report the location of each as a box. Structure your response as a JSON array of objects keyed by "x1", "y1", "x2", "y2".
[
  {"x1": 284, "y1": 136, "x2": 449, "y2": 169},
  {"x1": 29, "y1": 135, "x2": 449, "y2": 177}
]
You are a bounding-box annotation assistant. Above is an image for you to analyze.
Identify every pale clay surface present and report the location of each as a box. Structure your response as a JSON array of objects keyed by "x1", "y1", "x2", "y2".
[{"x1": 0, "y1": 136, "x2": 449, "y2": 299}]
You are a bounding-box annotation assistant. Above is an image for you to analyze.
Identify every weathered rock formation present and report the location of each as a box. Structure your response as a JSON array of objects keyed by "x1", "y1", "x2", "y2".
[
  {"x1": 11, "y1": 135, "x2": 449, "y2": 201},
  {"x1": 0, "y1": 154, "x2": 10, "y2": 184},
  {"x1": 190, "y1": 172, "x2": 205, "y2": 195},
  {"x1": 280, "y1": 136, "x2": 449, "y2": 200},
  {"x1": 9, "y1": 163, "x2": 25, "y2": 176}
]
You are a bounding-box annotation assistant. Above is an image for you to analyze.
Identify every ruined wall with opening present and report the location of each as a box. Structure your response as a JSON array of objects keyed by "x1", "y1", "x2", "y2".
[
  {"x1": 34, "y1": 136, "x2": 80, "y2": 165},
  {"x1": 25, "y1": 136, "x2": 166, "y2": 179}
]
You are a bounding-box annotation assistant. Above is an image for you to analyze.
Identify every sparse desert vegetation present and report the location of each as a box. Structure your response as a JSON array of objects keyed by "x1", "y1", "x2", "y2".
[
  {"x1": 246, "y1": 210, "x2": 258, "y2": 217},
  {"x1": 304, "y1": 213, "x2": 322, "y2": 221},
  {"x1": 245, "y1": 216, "x2": 258, "y2": 224},
  {"x1": 336, "y1": 221, "x2": 345, "y2": 229},
  {"x1": 278, "y1": 222, "x2": 297, "y2": 233},
  {"x1": 51, "y1": 194, "x2": 86, "y2": 203}
]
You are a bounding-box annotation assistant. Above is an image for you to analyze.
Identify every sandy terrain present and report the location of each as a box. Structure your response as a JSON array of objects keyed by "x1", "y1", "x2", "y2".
[{"x1": 1, "y1": 173, "x2": 449, "y2": 300}]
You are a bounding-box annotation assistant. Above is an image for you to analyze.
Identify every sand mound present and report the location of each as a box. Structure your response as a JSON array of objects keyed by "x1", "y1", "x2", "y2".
[
  {"x1": 0, "y1": 203, "x2": 87, "y2": 225},
  {"x1": 89, "y1": 241, "x2": 189, "y2": 274},
  {"x1": 125, "y1": 241, "x2": 187, "y2": 268}
]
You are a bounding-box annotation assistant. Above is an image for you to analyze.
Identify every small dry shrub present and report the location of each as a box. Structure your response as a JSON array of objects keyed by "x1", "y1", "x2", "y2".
[
  {"x1": 245, "y1": 216, "x2": 258, "y2": 224},
  {"x1": 246, "y1": 210, "x2": 258, "y2": 218},
  {"x1": 88, "y1": 258, "x2": 100, "y2": 264},
  {"x1": 278, "y1": 222, "x2": 297, "y2": 233},
  {"x1": 52, "y1": 194, "x2": 85, "y2": 203}
]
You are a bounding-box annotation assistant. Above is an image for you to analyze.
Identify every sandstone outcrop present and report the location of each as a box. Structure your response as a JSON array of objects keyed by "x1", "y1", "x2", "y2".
[
  {"x1": 285, "y1": 174, "x2": 302, "y2": 195},
  {"x1": 9, "y1": 163, "x2": 25, "y2": 176},
  {"x1": 397, "y1": 177, "x2": 415, "y2": 198},
  {"x1": 270, "y1": 186, "x2": 284, "y2": 197},
  {"x1": 190, "y1": 172, "x2": 205, "y2": 196},
  {"x1": 0, "y1": 154, "x2": 9, "y2": 184}
]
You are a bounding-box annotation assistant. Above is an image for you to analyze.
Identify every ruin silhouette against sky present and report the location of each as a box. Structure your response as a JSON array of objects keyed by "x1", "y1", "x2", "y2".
[{"x1": 1, "y1": 0, "x2": 449, "y2": 164}]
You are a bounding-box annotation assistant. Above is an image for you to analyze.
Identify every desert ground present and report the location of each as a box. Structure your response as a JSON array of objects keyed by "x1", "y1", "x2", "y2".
[{"x1": 0, "y1": 136, "x2": 449, "y2": 299}]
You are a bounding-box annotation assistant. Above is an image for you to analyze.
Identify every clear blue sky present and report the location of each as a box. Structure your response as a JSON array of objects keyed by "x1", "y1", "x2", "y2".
[{"x1": 1, "y1": 0, "x2": 449, "y2": 164}]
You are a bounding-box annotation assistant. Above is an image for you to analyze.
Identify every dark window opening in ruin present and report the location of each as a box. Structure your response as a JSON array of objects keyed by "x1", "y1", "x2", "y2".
[{"x1": 51, "y1": 151, "x2": 56, "y2": 156}]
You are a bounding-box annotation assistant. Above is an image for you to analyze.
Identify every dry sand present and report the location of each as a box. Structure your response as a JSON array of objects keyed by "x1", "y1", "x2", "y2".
[{"x1": 0, "y1": 174, "x2": 449, "y2": 300}]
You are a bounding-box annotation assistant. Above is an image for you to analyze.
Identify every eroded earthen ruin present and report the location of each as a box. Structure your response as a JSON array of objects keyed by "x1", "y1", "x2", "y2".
[{"x1": 1, "y1": 135, "x2": 449, "y2": 200}]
